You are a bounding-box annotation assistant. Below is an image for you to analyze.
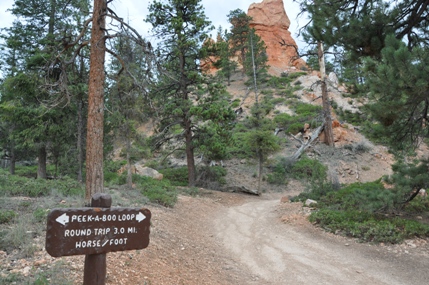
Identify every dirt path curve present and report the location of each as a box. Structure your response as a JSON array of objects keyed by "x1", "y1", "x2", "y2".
[{"x1": 214, "y1": 195, "x2": 429, "y2": 285}]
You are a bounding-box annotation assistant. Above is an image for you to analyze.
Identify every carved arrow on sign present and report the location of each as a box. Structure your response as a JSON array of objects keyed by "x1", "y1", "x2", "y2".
[
  {"x1": 56, "y1": 213, "x2": 69, "y2": 226},
  {"x1": 136, "y1": 212, "x2": 146, "y2": 222}
]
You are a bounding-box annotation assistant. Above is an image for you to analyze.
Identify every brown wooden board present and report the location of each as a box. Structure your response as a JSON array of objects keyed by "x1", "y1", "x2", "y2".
[{"x1": 46, "y1": 207, "x2": 151, "y2": 257}]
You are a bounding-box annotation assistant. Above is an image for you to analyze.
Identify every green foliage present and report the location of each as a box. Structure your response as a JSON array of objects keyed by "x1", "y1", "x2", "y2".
[
  {"x1": 104, "y1": 160, "x2": 127, "y2": 186},
  {"x1": 267, "y1": 162, "x2": 287, "y2": 185},
  {"x1": 273, "y1": 103, "x2": 322, "y2": 134},
  {"x1": 267, "y1": 76, "x2": 292, "y2": 89},
  {"x1": 245, "y1": 29, "x2": 269, "y2": 86},
  {"x1": 305, "y1": 48, "x2": 336, "y2": 73},
  {"x1": 0, "y1": 261, "x2": 74, "y2": 284},
  {"x1": 229, "y1": 131, "x2": 255, "y2": 159},
  {"x1": 290, "y1": 157, "x2": 327, "y2": 180},
  {"x1": 288, "y1": 72, "x2": 307, "y2": 80},
  {"x1": 364, "y1": 37, "x2": 429, "y2": 150},
  {"x1": 134, "y1": 176, "x2": 178, "y2": 207},
  {"x1": 303, "y1": 179, "x2": 429, "y2": 243},
  {"x1": 318, "y1": 181, "x2": 396, "y2": 212},
  {"x1": 196, "y1": 166, "x2": 227, "y2": 189},
  {"x1": 0, "y1": 213, "x2": 39, "y2": 256},
  {"x1": 243, "y1": 130, "x2": 281, "y2": 156},
  {"x1": 147, "y1": 1, "x2": 236, "y2": 186},
  {"x1": 302, "y1": 0, "x2": 429, "y2": 61},
  {"x1": 309, "y1": 208, "x2": 429, "y2": 243},
  {"x1": 404, "y1": 197, "x2": 429, "y2": 213},
  {"x1": 227, "y1": 9, "x2": 252, "y2": 71},
  {"x1": 179, "y1": 187, "x2": 200, "y2": 197},
  {"x1": 0, "y1": 172, "x2": 84, "y2": 197},
  {"x1": 274, "y1": 113, "x2": 294, "y2": 126},
  {"x1": 231, "y1": 99, "x2": 241, "y2": 108},
  {"x1": 0, "y1": 210, "x2": 17, "y2": 224},
  {"x1": 295, "y1": 103, "x2": 323, "y2": 117},
  {"x1": 160, "y1": 167, "x2": 189, "y2": 187},
  {"x1": 33, "y1": 208, "x2": 48, "y2": 223}
]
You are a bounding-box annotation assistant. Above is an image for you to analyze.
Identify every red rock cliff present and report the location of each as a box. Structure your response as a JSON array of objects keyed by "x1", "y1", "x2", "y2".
[{"x1": 248, "y1": 0, "x2": 306, "y2": 73}]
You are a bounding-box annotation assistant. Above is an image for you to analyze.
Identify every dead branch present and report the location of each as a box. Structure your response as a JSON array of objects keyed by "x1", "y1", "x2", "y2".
[{"x1": 289, "y1": 124, "x2": 324, "y2": 162}]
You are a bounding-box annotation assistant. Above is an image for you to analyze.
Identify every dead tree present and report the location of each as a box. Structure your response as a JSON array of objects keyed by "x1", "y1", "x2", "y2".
[
  {"x1": 318, "y1": 41, "x2": 335, "y2": 147},
  {"x1": 289, "y1": 124, "x2": 324, "y2": 162}
]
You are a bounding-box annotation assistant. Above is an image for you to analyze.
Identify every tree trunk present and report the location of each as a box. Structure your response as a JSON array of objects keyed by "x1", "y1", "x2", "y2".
[
  {"x1": 37, "y1": 145, "x2": 47, "y2": 179},
  {"x1": 185, "y1": 119, "x2": 196, "y2": 187},
  {"x1": 318, "y1": 41, "x2": 335, "y2": 147},
  {"x1": 85, "y1": 0, "x2": 107, "y2": 205},
  {"x1": 77, "y1": 96, "x2": 84, "y2": 183},
  {"x1": 126, "y1": 126, "x2": 133, "y2": 188},
  {"x1": 257, "y1": 151, "x2": 263, "y2": 194},
  {"x1": 77, "y1": 55, "x2": 85, "y2": 183},
  {"x1": 9, "y1": 143, "x2": 15, "y2": 175}
]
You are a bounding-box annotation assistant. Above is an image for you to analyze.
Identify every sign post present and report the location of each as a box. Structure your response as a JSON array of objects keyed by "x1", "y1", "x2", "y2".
[
  {"x1": 45, "y1": 193, "x2": 151, "y2": 285},
  {"x1": 84, "y1": 193, "x2": 110, "y2": 284}
]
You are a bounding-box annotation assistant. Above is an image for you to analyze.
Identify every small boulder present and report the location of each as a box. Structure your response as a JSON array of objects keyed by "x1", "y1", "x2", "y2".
[
  {"x1": 134, "y1": 165, "x2": 163, "y2": 180},
  {"x1": 305, "y1": 199, "x2": 317, "y2": 206}
]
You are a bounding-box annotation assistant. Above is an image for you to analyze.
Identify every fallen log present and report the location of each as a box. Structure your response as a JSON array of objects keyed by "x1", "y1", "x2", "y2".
[{"x1": 289, "y1": 125, "x2": 324, "y2": 162}]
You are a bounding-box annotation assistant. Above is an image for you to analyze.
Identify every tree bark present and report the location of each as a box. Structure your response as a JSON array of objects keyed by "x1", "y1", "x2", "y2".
[
  {"x1": 85, "y1": 0, "x2": 107, "y2": 205},
  {"x1": 77, "y1": 96, "x2": 84, "y2": 183},
  {"x1": 9, "y1": 143, "x2": 15, "y2": 175},
  {"x1": 185, "y1": 118, "x2": 196, "y2": 186},
  {"x1": 126, "y1": 125, "x2": 133, "y2": 188},
  {"x1": 318, "y1": 41, "x2": 335, "y2": 147},
  {"x1": 77, "y1": 55, "x2": 85, "y2": 183}
]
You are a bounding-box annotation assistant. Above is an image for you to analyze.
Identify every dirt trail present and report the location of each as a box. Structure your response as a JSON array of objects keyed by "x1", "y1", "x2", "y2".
[
  {"x1": 41, "y1": 191, "x2": 429, "y2": 284},
  {"x1": 214, "y1": 195, "x2": 429, "y2": 285}
]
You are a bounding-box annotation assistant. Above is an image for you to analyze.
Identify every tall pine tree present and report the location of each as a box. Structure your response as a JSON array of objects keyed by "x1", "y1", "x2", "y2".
[{"x1": 147, "y1": 0, "x2": 235, "y2": 187}]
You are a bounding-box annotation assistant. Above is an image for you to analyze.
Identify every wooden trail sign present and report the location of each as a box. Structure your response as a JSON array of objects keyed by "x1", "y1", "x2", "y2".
[
  {"x1": 46, "y1": 207, "x2": 151, "y2": 257},
  {"x1": 45, "y1": 193, "x2": 151, "y2": 285}
]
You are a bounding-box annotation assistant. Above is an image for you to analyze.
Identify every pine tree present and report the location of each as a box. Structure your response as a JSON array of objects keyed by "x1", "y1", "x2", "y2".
[
  {"x1": 0, "y1": 0, "x2": 91, "y2": 178},
  {"x1": 227, "y1": 9, "x2": 252, "y2": 74},
  {"x1": 107, "y1": 35, "x2": 153, "y2": 188},
  {"x1": 364, "y1": 36, "x2": 429, "y2": 150},
  {"x1": 214, "y1": 28, "x2": 237, "y2": 86},
  {"x1": 298, "y1": 0, "x2": 429, "y2": 60},
  {"x1": 147, "y1": 0, "x2": 235, "y2": 187},
  {"x1": 244, "y1": 29, "x2": 269, "y2": 93}
]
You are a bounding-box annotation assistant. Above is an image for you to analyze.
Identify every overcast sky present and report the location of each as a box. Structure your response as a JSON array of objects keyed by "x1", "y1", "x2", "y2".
[{"x1": 0, "y1": 0, "x2": 306, "y2": 48}]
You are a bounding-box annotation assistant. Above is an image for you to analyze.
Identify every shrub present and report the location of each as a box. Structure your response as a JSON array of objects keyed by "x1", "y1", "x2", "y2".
[
  {"x1": 404, "y1": 196, "x2": 429, "y2": 213},
  {"x1": 0, "y1": 210, "x2": 17, "y2": 224},
  {"x1": 267, "y1": 159, "x2": 288, "y2": 185},
  {"x1": 267, "y1": 76, "x2": 292, "y2": 89},
  {"x1": 286, "y1": 122, "x2": 305, "y2": 134},
  {"x1": 288, "y1": 72, "x2": 307, "y2": 80},
  {"x1": 160, "y1": 167, "x2": 188, "y2": 186},
  {"x1": 231, "y1": 99, "x2": 241, "y2": 108},
  {"x1": 274, "y1": 113, "x2": 294, "y2": 127},
  {"x1": 33, "y1": 208, "x2": 48, "y2": 223},
  {"x1": 306, "y1": 179, "x2": 429, "y2": 243},
  {"x1": 197, "y1": 166, "x2": 227, "y2": 187},
  {"x1": 0, "y1": 175, "x2": 84, "y2": 197},
  {"x1": 319, "y1": 181, "x2": 396, "y2": 213},
  {"x1": 290, "y1": 157, "x2": 327, "y2": 180},
  {"x1": 294, "y1": 103, "x2": 322, "y2": 118},
  {"x1": 134, "y1": 176, "x2": 177, "y2": 207}
]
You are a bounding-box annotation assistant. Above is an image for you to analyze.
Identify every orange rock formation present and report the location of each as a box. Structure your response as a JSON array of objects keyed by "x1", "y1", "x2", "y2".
[{"x1": 248, "y1": 0, "x2": 306, "y2": 74}]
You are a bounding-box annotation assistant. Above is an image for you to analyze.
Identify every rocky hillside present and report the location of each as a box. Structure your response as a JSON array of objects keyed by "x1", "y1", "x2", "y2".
[{"x1": 220, "y1": 70, "x2": 393, "y2": 194}]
